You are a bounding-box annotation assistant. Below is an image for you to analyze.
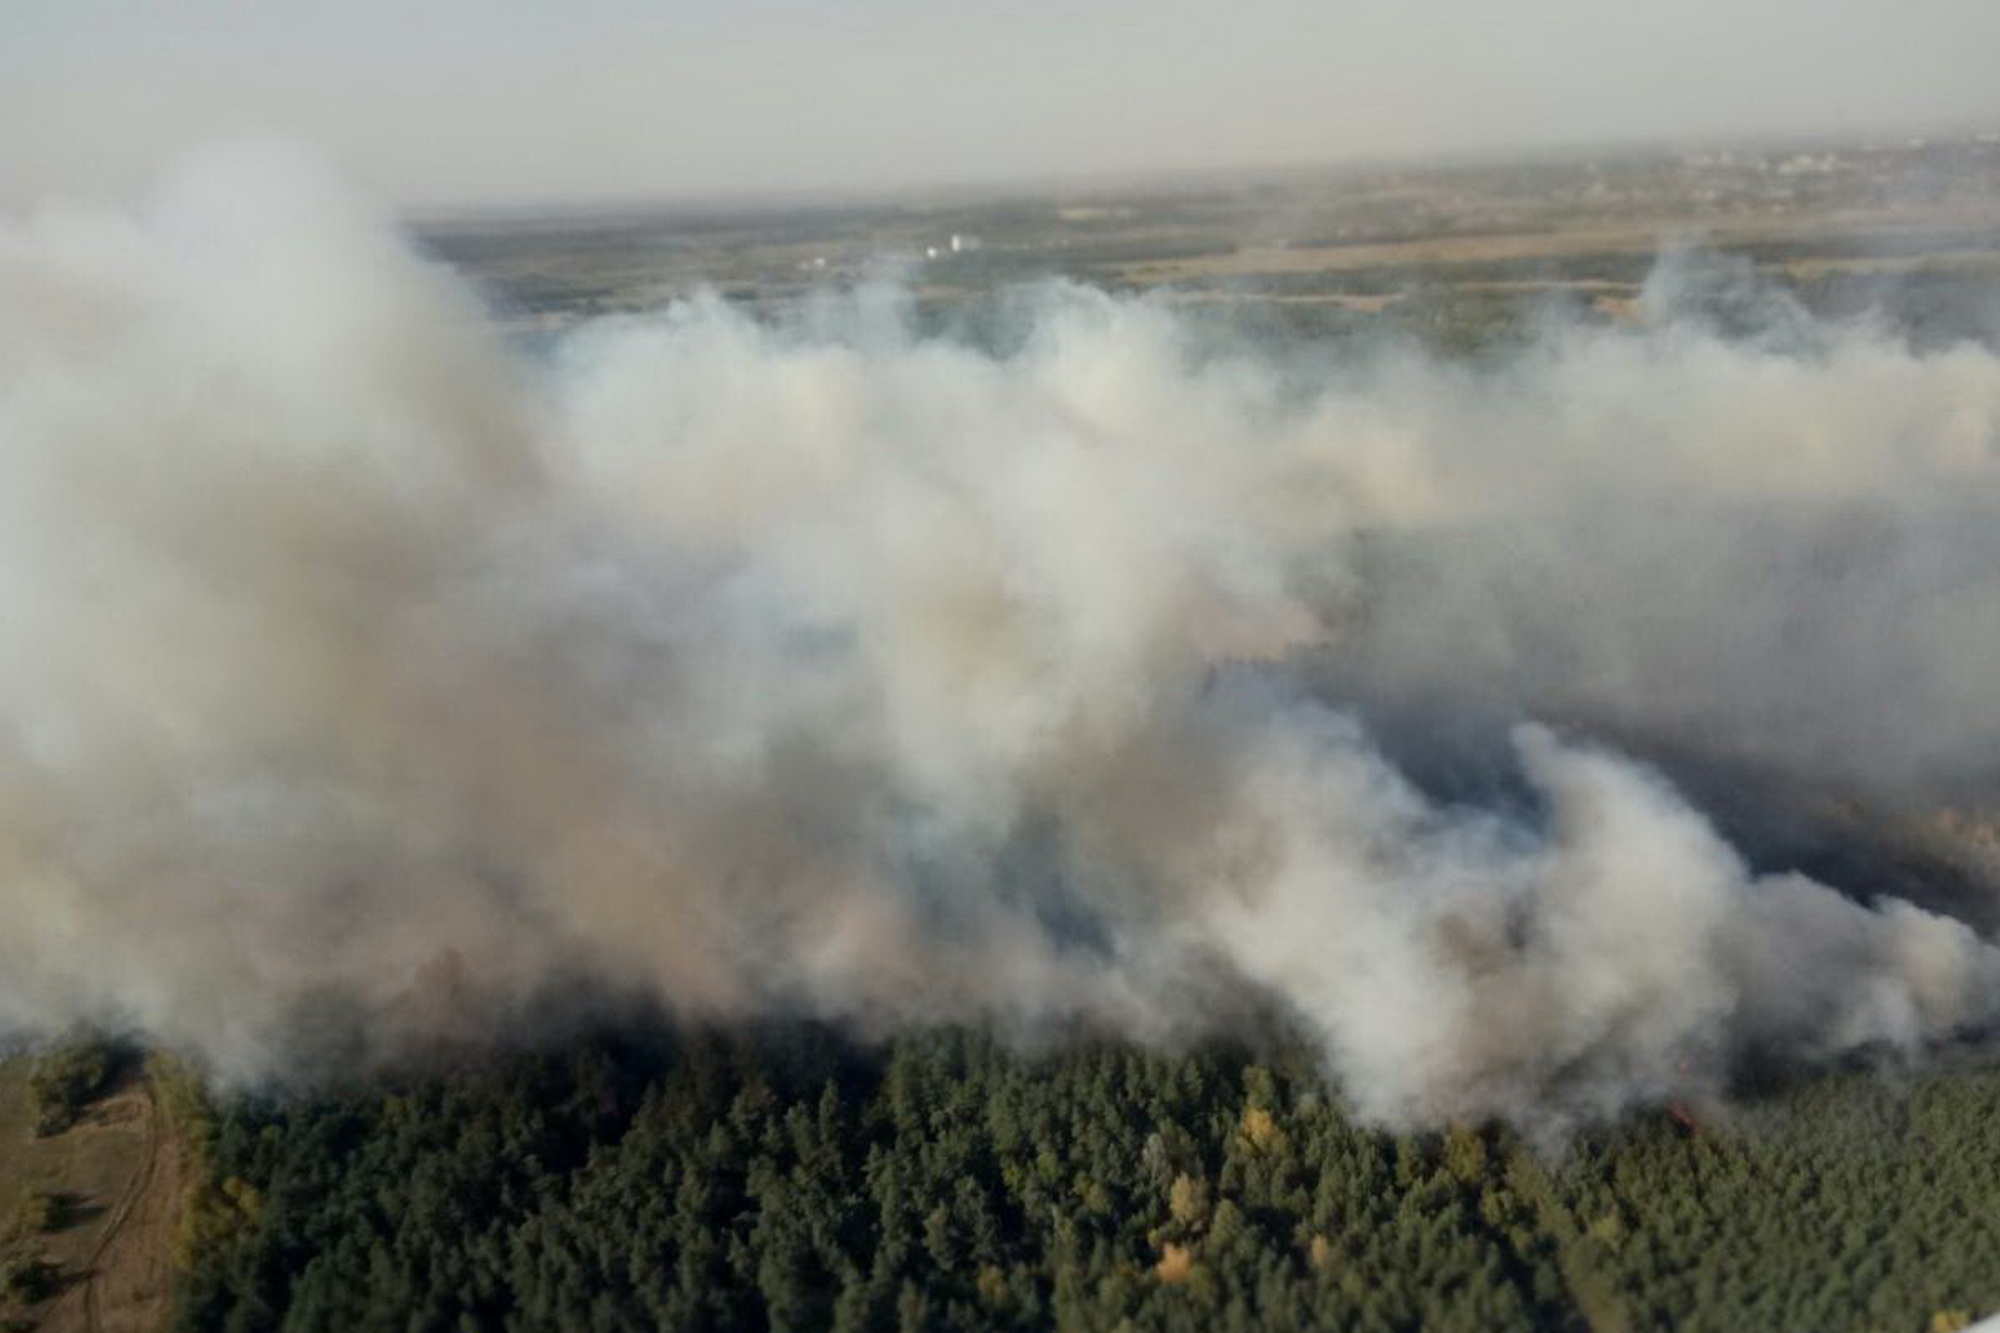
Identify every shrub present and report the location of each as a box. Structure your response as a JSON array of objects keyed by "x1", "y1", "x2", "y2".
[
  {"x1": 0, "y1": 1252, "x2": 58, "y2": 1305},
  {"x1": 27, "y1": 1037, "x2": 118, "y2": 1137}
]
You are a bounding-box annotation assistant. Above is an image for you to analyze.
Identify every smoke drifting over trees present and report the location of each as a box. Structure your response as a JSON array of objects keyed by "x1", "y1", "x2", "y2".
[{"x1": 2, "y1": 151, "x2": 1998, "y2": 1130}]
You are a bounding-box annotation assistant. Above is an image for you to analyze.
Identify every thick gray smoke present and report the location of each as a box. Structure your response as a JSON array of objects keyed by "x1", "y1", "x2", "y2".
[{"x1": 3, "y1": 151, "x2": 1999, "y2": 1129}]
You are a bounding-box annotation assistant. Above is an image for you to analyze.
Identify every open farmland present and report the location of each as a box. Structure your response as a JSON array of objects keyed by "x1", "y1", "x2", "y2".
[{"x1": 419, "y1": 132, "x2": 2000, "y2": 351}]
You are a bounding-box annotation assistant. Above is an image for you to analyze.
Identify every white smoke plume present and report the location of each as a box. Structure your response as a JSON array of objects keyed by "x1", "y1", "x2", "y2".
[{"x1": 3, "y1": 149, "x2": 1999, "y2": 1129}]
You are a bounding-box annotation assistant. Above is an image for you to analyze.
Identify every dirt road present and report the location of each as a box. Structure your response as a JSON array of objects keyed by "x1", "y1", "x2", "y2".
[{"x1": 38, "y1": 1074, "x2": 182, "y2": 1333}]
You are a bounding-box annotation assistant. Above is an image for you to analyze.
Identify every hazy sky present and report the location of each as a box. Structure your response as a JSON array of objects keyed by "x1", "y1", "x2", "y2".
[{"x1": 4, "y1": 0, "x2": 1999, "y2": 208}]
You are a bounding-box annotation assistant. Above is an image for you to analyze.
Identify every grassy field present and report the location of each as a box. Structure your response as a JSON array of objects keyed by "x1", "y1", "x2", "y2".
[{"x1": 0, "y1": 1056, "x2": 180, "y2": 1333}]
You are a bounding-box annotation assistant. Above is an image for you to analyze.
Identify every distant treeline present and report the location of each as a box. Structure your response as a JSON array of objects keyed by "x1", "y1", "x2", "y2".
[{"x1": 171, "y1": 1026, "x2": 2000, "y2": 1333}]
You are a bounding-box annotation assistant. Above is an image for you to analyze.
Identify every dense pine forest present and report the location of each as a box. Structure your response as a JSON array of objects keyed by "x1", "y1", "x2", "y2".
[{"x1": 163, "y1": 1026, "x2": 2000, "y2": 1333}]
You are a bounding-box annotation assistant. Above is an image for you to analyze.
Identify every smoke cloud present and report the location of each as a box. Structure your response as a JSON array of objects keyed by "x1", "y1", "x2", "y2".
[{"x1": 3, "y1": 151, "x2": 1999, "y2": 1129}]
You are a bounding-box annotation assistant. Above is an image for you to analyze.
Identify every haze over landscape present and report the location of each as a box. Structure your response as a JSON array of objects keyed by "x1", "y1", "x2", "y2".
[{"x1": 4, "y1": 0, "x2": 2000, "y2": 206}]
